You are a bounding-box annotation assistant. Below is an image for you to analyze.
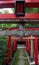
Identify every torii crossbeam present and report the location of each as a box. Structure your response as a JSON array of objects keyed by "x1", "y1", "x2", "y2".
[{"x1": 0, "y1": 0, "x2": 39, "y2": 8}]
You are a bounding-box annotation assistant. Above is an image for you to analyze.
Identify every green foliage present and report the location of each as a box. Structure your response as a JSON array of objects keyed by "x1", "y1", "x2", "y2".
[
  {"x1": 3, "y1": 10, "x2": 9, "y2": 14},
  {"x1": 26, "y1": 8, "x2": 39, "y2": 13},
  {"x1": 0, "y1": 23, "x2": 39, "y2": 28},
  {"x1": 25, "y1": 24, "x2": 39, "y2": 27},
  {"x1": 0, "y1": 24, "x2": 18, "y2": 28},
  {"x1": 0, "y1": 37, "x2": 8, "y2": 65}
]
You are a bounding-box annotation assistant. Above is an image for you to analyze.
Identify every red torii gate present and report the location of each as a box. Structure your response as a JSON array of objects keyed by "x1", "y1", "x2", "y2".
[
  {"x1": 5, "y1": 27, "x2": 38, "y2": 65},
  {"x1": 0, "y1": 0, "x2": 39, "y2": 21},
  {"x1": 0, "y1": 0, "x2": 39, "y2": 65}
]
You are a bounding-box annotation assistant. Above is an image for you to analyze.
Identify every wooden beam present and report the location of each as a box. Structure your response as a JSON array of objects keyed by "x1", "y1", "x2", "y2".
[
  {"x1": 11, "y1": 37, "x2": 35, "y2": 40},
  {"x1": 0, "y1": 0, "x2": 39, "y2": 8},
  {"x1": 0, "y1": 13, "x2": 39, "y2": 22}
]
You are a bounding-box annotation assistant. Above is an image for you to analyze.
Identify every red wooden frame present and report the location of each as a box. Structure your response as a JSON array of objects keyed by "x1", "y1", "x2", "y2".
[
  {"x1": 34, "y1": 36, "x2": 38, "y2": 65},
  {"x1": 0, "y1": 0, "x2": 39, "y2": 21},
  {"x1": 6, "y1": 28, "x2": 38, "y2": 65},
  {"x1": 8, "y1": 27, "x2": 39, "y2": 30},
  {"x1": 26, "y1": 36, "x2": 38, "y2": 65},
  {"x1": 13, "y1": 41, "x2": 17, "y2": 52},
  {"x1": 0, "y1": 0, "x2": 39, "y2": 8},
  {"x1": 6, "y1": 36, "x2": 11, "y2": 65},
  {"x1": 0, "y1": 13, "x2": 39, "y2": 20},
  {"x1": 27, "y1": 39, "x2": 30, "y2": 55}
]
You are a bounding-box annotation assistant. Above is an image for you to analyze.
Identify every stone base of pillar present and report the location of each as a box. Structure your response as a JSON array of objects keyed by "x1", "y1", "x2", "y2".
[{"x1": 30, "y1": 58, "x2": 34, "y2": 62}]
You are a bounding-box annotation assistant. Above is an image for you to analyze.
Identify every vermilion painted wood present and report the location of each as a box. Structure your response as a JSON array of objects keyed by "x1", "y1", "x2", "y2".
[
  {"x1": 6, "y1": 36, "x2": 11, "y2": 65},
  {"x1": 9, "y1": 28, "x2": 38, "y2": 65},
  {"x1": 27, "y1": 39, "x2": 30, "y2": 55},
  {"x1": 26, "y1": 39, "x2": 30, "y2": 55},
  {"x1": 26, "y1": 0, "x2": 39, "y2": 2},
  {"x1": 0, "y1": 0, "x2": 39, "y2": 8},
  {"x1": 0, "y1": 13, "x2": 39, "y2": 20},
  {"x1": 25, "y1": 28, "x2": 39, "y2": 30},
  {"x1": 26, "y1": 40, "x2": 28, "y2": 52},
  {"x1": 13, "y1": 41, "x2": 17, "y2": 52},
  {"x1": 0, "y1": 0, "x2": 14, "y2": 8},
  {"x1": 8, "y1": 28, "x2": 39, "y2": 30},
  {"x1": 26, "y1": 0, "x2": 39, "y2": 8},
  {"x1": 34, "y1": 36, "x2": 38, "y2": 65}
]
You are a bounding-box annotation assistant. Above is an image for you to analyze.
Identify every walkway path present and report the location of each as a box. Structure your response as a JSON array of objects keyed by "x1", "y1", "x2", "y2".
[{"x1": 12, "y1": 48, "x2": 29, "y2": 65}]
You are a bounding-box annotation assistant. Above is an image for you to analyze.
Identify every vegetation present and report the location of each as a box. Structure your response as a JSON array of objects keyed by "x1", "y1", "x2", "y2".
[
  {"x1": 0, "y1": 36, "x2": 8, "y2": 65},
  {"x1": 26, "y1": 8, "x2": 39, "y2": 13}
]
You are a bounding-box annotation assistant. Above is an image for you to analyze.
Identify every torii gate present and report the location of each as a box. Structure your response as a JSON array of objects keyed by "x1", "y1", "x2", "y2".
[
  {"x1": 0, "y1": 0, "x2": 39, "y2": 65},
  {"x1": 0, "y1": 0, "x2": 39, "y2": 22}
]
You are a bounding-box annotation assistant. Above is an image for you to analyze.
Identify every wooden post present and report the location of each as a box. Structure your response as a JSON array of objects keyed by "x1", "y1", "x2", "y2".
[
  {"x1": 13, "y1": 41, "x2": 17, "y2": 52},
  {"x1": 30, "y1": 36, "x2": 34, "y2": 61},
  {"x1": 27, "y1": 39, "x2": 30, "y2": 55},
  {"x1": 6, "y1": 36, "x2": 11, "y2": 65},
  {"x1": 34, "y1": 36, "x2": 38, "y2": 65},
  {"x1": 26, "y1": 37, "x2": 30, "y2": 55},
  {"x1": 26, "y1": 39, "x2": 28, "y2": 52},
  {"x1": 12, "y1": 39, "x2": 14, "y2": 57}
]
